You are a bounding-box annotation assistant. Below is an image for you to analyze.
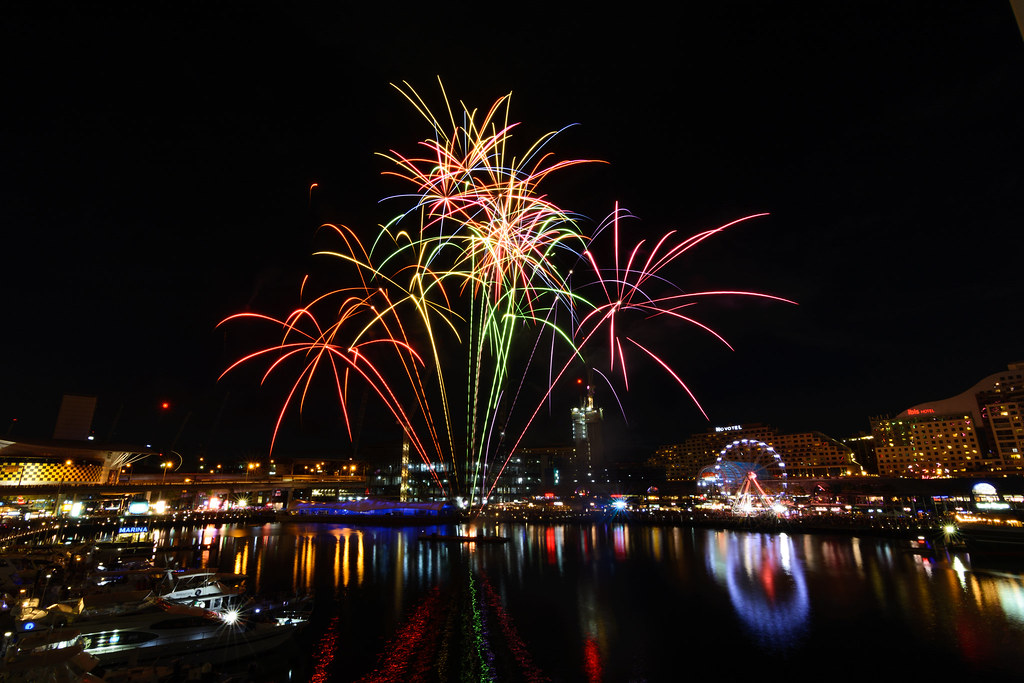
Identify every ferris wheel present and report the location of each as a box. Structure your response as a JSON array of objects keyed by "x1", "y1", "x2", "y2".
[{"x1": 713, "y1": 439, "x2": 788, "y2": 515}]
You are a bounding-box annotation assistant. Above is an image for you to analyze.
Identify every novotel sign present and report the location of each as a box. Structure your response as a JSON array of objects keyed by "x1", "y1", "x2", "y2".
[{"x1": 715, "y1": 425, "x2": 743, "y2": 432}]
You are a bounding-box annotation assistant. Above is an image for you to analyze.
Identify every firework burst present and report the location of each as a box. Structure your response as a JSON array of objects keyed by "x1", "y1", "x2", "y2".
[{"x1": 222, "y1": 80, "x2": 794, "y2": 510}]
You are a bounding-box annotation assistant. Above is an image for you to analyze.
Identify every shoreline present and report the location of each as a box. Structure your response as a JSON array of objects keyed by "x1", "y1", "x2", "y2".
[{"x1": 0, "y1": 508, "x2": 950, "y2": 546}]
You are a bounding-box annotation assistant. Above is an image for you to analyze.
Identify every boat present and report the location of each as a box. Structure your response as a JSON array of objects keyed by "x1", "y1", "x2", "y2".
[
  {"x1": 955, "y1": 510, "x2": 1024, "y2": 558},
  {"x1": 34, "y1": 569, "x2": 248, "y2": 630},
  {"x1": 16, "y1": 598, "x2": 308, "y2": 669},
  {"x1": 0, "y1": 628, "x2": 102, "y2": 682},
  {"x1": 153, "y1": 569, "x2": 247, "y2": 612},
  {"x1": 0, "y1": 550, "x2": 68, "y2": 592}
]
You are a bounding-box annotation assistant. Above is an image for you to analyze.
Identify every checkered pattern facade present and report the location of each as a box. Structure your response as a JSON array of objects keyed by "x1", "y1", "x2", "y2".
[{"x1": 0, "y1": 461, "x2": 104, "y2": 485}]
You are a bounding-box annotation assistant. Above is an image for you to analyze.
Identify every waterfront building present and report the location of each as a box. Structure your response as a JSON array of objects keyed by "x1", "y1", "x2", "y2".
[
  {"x1": 651, "y1": 423, "x2": 860, "y2": 481},
  {"x1": 974, "y1": 367, "x2": 1024, "y2": 472},
  {"x1": 570, "y1": 383, "x2": 605, "y2": 483},
  {"x1": 984, "y1": 398, "x2": 1024, "y2": 472},
  {"x1": 842, "y1": 433, "x2": 877, "y2": 474},
  {"x1": 648, "y1": 424, "x2": 777, "y2": 481},
  {"x1": 770, "y1": 431, "x2": 862, "y2": 478},
  {"x1": 372, "y1": 461, "x2": 453, "y2": 502},
  {"x1": 0, "y1": 394, "x2": 158, "y2": 486},
  {"x1": 483, "y1": 448, "x2": 562, "y2": 501},
  {"x1": 647, "y1": 443, "x2": 701, "y2": 482},
  {"x1": 898, "y1": 362, "x2": 1024, "y2": 424},
  {"x1": 871, "y1": 413, "x2": 982, "y2": 477},
  {"x1": 872, "y1": 362, "x2": 1024, "y2": 477},
  {"x1": 0, "y1": 438, "x2": 154, "y2": 486}
]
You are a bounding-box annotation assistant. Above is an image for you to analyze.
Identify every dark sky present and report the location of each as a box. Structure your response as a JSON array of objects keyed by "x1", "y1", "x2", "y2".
[{"x1": 1, "y1": 4, "x2": 1022, "y2": 463}]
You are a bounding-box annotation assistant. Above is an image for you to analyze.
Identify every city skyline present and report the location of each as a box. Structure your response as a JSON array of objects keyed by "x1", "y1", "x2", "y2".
[{"x1": 2, "y1": 5, "x2": 1022, "y2": 461}]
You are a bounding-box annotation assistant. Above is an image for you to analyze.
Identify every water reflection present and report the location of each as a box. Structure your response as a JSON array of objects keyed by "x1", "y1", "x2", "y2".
[
  {"x1": 705, "y1": 531, "x2": 810, "y2": 648},
  {"x1": 138, "y1": 522, "x2": 1024, "y2": 679}
]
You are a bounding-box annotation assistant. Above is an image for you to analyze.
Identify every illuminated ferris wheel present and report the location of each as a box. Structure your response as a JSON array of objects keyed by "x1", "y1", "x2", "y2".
[{"x1": 713, "y1": 439, "x2": 788, "y2": 515}]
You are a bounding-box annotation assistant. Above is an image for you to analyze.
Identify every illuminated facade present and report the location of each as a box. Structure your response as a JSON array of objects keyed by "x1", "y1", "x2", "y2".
[
  {"x1": 487, "y1": 448, "x2": 565, "y2": 500},
  {"x1": 570, "y1": 389, "x2": 604, "y2": 481},
  {"x1": 984, "y1": 399, "x2": 1024, "y2": 472},
  {"x1": 899, "y1": 363, "x2": 1024, "y2": 424},
  {"x1": 770, "y1": 432, "x2": 861, "y2": 478},
  {"x1": 842, "y1": 434, "x2": 877, "y2": 474},
  {"x1": 875, "y1": 362, "x2": 1024, "y2": 477},
  {"x1": 0, "y1": 439, "x2": 138, "y2": 485},
  {"x1": 871, "y1": 413, "x2": 982, "y2": 477},
  {"x1": 0, "y1": 394, "x2": 153, "y2": 485},
  {"x1": 652, "y1": 423, "x2": 859, "y2": 481},
  {"x1": 649, "y1": 424, "x2": 775, "y2": 481},
  {"x1": 975, "y1": 366, "x2": 1024, "y2": 471}
]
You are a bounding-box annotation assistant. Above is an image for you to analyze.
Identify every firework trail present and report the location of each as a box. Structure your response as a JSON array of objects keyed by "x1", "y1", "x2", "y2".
[{"x1": 222, "y1": 79, "x2": 793, "y2": 510}]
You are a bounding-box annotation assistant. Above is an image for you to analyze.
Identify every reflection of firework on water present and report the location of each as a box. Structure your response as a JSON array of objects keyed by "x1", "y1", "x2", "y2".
[
  {"x1": 222, "y1": 81, "x2": 793, "y2": 508},
  {"x1": 356, "y1": 565, "x2": 547, "y2": 682},
  {"x1": 477, "y1": 570, "x2": 547, "y2": 682},
  {"x1": 356, "y1": 586, "x2": 448, "y2": 683},
  {"x1": 309, "y1": 615, "x2": 340, "y2": 683}
]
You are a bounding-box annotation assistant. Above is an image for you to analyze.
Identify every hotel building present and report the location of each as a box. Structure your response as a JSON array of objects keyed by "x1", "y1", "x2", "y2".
[
  {"x1": 650, "y1": 423, "x2": 859, "y2": 481},
  {"x1": 871, "y1": 362, "x2": 1024, "y2": 477}
]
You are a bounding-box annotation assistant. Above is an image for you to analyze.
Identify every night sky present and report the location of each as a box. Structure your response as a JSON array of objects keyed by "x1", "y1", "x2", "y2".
[{"x1": 2, "y1": 4, "x2": 1022, "y2": 463}]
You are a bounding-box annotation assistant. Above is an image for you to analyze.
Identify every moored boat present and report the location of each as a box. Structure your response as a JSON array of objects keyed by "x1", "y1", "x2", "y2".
[
  {"x1": 955, "y1": 511, "x2": 1024, "y2": 557},
  {"x1": 0, "y1": 628, "x2": 101, "y2": 682},
  {"x1": 17, "y1": 598, "x2": 308, "y2": 669}
]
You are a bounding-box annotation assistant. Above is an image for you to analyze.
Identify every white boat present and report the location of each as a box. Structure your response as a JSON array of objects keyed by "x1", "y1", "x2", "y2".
[
  {"x1": 43, "y1": 569, "x2": 247, "y2": 628},
  {"x1": 153, "y1": 570, "x2": 246, "y2": 613},
  {"x1": 20, "y1": 599, "x2": 307, "y2": 670},
  {"x1": 0, "y1": 628, "x2": 102, "y2": 682}
]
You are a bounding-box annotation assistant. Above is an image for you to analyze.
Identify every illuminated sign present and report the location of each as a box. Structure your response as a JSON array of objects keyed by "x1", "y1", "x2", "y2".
[
  {"x1": 714, "y1": 425, "x2": 742, "y2": 432},
  {"x1": 127, "y1": 501, "x2": 150, "y2": 515},
  {"x1": 906, "y1": 408, "x2": 936, "y2": 416},
  {"x1": 118, "y1": 526, "x2": 148, "y2": 534},
  {"x1": 976, "y1": 502, "x2": 1011, "y2": 510}
]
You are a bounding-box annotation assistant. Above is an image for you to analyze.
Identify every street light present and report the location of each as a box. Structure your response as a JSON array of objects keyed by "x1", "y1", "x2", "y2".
[
  {"x1": 161, "y1": 461, "x2": 172, "y2": 484},
  {"x1": 53, "y1": 460, "x2": 72, "y2": 517},
  {"x1": 245, "y1": 462, "x2": 259, "y2": 482}
]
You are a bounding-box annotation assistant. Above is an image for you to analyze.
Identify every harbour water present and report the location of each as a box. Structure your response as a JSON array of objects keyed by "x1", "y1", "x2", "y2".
[{"x1": 100, "y1": 521, "x2": 1024, "y2": 680}]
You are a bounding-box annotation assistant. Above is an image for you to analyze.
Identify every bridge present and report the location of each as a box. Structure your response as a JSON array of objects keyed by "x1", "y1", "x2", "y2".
[{"x1": 0, "y1": 473, "x2": 372, "y2": 514}]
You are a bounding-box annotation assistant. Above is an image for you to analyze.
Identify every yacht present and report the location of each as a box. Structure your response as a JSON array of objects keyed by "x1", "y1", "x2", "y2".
[
  {"x1": 18, "y1": 598, "x2": 307, "y2": 669},
  {"x1": 151, "y1": 569, "x2": 247, "y2": 612},
  {"x1": 0, "y1": 628, "x2": 101, "y2": 682}
]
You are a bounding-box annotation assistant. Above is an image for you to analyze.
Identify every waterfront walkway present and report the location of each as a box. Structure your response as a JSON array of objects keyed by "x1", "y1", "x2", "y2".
[{"x1": 0, "y1": 507, "x2": 946, "y2": 548}]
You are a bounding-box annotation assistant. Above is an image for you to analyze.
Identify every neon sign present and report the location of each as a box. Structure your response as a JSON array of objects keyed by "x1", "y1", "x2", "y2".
[
  {"x1": 715, "y1": 425, "x2": 742, "y2": 432},
  {"x1": 907, "y1": 408, "x2": 936, "y2": 416}
]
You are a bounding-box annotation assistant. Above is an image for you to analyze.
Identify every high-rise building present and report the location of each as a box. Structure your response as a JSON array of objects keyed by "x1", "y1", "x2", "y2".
[
  {"x1": 491, "y1": 446, "x2": 569, "y2": 499},
  {"x1": 983, "y1": 399, "x2": 1024, "y2": 472},
  {"x1": 649, "y1": 424, "x2": 777, "y2": 481},
  {"x1": 570, "y1": 384, "x2": 604, "y2": 482},
  {"x1": 651, "y1": 423, "x2": 859, "y2": 481},
  {"x1": 770, "y1": 431, "x2": 862, "y2": 478},
  {"x1": 870, "y1": 413, "x2": 982, "y2": 477},
  {"x1": 974, "y1": 365, "x2": 1024, "y2": 472},
  {"x1": 842, "y1": 433, "x2": 877, "y2": 474},
  {"x1": 872, "y1": 362, "x2": 1024, "y2": 477}
]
